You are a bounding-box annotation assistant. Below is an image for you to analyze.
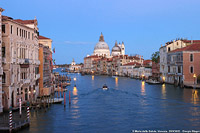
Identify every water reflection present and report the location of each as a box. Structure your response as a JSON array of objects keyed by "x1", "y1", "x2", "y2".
[
  {"x1": 162, "y1": 84, "x2": 166, "y2": 99},
  {"x1": 192, "y1": 89, "x2": 199, "y2": 105},
  {"x1": 141, "y1": 81, "x2": 145, "y2": 95},
  {"x1": 73, "y1": 86, "x2": 78, "y2": 96},
  {"x1": 72, "y1": 86, "x2": 79, "y2": 119},
  {"x1": 115, "y1": 77, "x2": 118, "y2": 87},
  {"x1": 92, "y1": 75, "x2": 94, "y2": 80}
]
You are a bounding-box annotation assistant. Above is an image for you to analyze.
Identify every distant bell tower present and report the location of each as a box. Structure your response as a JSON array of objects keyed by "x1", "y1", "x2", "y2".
[
  {"x1": 71, "y1": 58, "x2": 76, "y2": 66},
  {"x1": 121, "y1": 41, "x2": 125, "y2": 55}
]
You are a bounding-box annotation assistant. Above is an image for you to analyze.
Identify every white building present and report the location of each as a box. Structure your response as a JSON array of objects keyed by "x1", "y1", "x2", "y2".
[{"x1": 69, "y1": 58, "x2": 82, "y2": 72}]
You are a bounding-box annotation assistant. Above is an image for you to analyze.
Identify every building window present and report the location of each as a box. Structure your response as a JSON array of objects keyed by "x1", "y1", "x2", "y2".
[
  {"x1": 17, "y1": 88, "x2": 19, "y2": 95},
  {"x1": 32, "y1": 33, "x2": 33, "y2": 40},
  {"x1": 178, "y1": 66, "x2": 181, "y2": 73},
  {"x1": 28, "y1": 32, "x2": 30, "y2": 39},
  {"x1": 11, "y1": 25, "x2": 13, "y2": 34},
  {"x1": 190, "y1": 54, "x2": 193, "y2": 62},
  {"x1": 2, "y1": 72, "x2": 6, "y2": 83},
  {"x1": 190, "y1": 66, "x2": 194, "y2": 73},
  {"x1": 2, "y1": 24, "x2": 5, "y2": 33},
  {"x1": 168, "y1": 47, "x2": 171, "y2": 52},
  {"x1": 168, "y1": 66, "x2": 170, "y2": 73},
  {"x1": 20, "y1": 29, "x2": 21, "y2": 37},
  {"x1": 2, "y1": 47, "x2": 5, "y2": 57},
  {"x1": 17, "y1": 27, "x2": 18, "y2": 36}
]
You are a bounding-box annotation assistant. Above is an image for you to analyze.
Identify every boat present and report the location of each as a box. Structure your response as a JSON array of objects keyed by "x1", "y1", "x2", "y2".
[
  {"x1": 49, "y1": 98, "x2": 64, "y2": 104},
  {"x1": 112, "y1": 76, "x2": 118, "y2": 78},
  {"x1": 146, "y1": 79, "x2": 161, "y2": 84},
  {"x1": 102, "y1": 84, "x2": 108, "y2": 90}
]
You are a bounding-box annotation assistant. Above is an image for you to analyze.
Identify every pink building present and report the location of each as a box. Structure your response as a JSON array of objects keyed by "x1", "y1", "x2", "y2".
[{"x1": 168, "y1": 43, "x2": 200, "y2": 86}]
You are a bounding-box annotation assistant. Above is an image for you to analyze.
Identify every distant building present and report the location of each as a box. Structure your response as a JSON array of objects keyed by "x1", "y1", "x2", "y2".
[
  {"x1": 69, "y1": 59, "x2": 82, "y2": 72},
  {"x1": 0, "y1": 8, "x2": 4, "y2": 113},
  {"x1": 39, "y1": 43, "x2": 53, "y2": 96},
  {"x1": 39, "y1": 35, "x2": 52, "y2": 51}
]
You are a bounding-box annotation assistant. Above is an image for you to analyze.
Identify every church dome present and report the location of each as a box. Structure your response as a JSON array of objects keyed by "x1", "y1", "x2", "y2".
[
  {"x1": 94, "y1": 32, "x2": 109, "y2": 50},
  {"x1": 94, "y1": 42, "x2": 109, "y2": 50},
  {"x1": 93, "y1": 33, "x2": 110, "y2": 57},
  {"x1": 112, "y1": 41, "x2": 121, "y2": 52}
]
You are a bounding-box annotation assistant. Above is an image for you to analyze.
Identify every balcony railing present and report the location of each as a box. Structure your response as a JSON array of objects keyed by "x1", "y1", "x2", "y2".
[{"x1": 35, "y1": 74, "x2": 40, "y2": 79}]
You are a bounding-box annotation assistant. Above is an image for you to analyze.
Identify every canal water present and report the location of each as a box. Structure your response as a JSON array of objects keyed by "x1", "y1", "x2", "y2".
[{"x1": 22, "y1": 68, "x2": 200, "y2": 132}]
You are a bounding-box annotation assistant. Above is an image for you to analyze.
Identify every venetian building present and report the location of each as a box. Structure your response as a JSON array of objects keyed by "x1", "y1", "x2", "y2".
[
  {"x1": 111, "y1": 41, "x2": 121, "y2": 56},
  {"x1": 0, "y1": 8, "x2": 4, "y2": 113},
  {"x1": 2, "y1": 16, "x2": 40, "y2": 110},
  {"x1": 93, "y1": 33, "x2": 110, "y2": 57}
]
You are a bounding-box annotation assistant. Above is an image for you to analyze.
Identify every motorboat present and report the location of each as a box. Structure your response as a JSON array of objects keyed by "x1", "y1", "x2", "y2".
[
  {"x1": 146, "y1": 79, "x2": 161, "y2": 85},
  {"x1": 102, "y1": 84, "x2": 108, "y2": 90}
]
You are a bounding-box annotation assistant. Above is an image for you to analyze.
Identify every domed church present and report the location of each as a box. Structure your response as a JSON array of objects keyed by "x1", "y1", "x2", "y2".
[
  {"x1": 93, "y1": 33, "x2": 125, "y2": 57},
  {"x1": 93, "y1": 33, "x2": 110, "y2": 57}
]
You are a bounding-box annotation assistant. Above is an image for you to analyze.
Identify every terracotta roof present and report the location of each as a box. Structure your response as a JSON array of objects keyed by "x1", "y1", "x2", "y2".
[
  {"x1": 143, "y1": 60, "x2": 152, "y2": 64},
  {"x1": 2, "y1": 15, "x2": 13, "y2": 20},
  {"x1": 39, "y1": 35, "x2": 50, "y2": 40},
  {"x1": 123, "y1": 62, "x2": 141, "y2": 66},
  {"x1": 169, "y1": 43, "x2": 200, "y2": 53},
  {"x1": 13, "y1": 19, "x2": 35, "y2": 24},
  {"x1": 182, "y1": 40, "x2": 200, "y2": 43},
  {"x1": 84, "y1": 55, "x2": 100, "y2": 59}
]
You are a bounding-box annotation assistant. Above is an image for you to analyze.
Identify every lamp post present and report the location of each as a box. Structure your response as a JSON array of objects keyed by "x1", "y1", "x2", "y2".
[
  {"x1": 193, "y1": 74, "x2": 196, "y2": 89},
  {"x1": 142, "y1": 74, "x2": 144, "y2": 80}
]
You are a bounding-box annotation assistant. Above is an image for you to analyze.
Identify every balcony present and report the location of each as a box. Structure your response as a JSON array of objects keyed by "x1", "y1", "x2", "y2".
[
  {"x1": 24, "y1": 79, "x2": 30, "y2": 84},
  {"x1": 12, "y1": 58, "x2": 16, "y2": 64},
  {"x1": 35, "y1": 74, "x2": 40, "y2": 80},
  {"x1": 35, "y1": 60, "x2": 40, "y2": 65},
  {"x1": 20, "y1": 59, "x2": 30, "y2": 68}
]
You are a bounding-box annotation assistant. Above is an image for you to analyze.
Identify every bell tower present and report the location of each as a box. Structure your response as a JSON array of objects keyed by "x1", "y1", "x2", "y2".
[{"x1": 121, "y1": 41, "x2": 125, "y2": 55}]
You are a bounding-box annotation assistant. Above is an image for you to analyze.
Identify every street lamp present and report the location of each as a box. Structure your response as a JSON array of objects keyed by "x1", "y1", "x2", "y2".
[
  {"x1": 162, "y1": 76, "x2": 165, "y2": 83},
  {"x1": 142, "y1": 74, "x2": 144, "y2": 80},
  {"x1": 193, "y1": 74, "x2": 196, "y2": 89}
]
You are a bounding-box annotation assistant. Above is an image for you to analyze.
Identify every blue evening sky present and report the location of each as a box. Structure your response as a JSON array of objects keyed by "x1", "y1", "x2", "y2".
[{"x1": 1, "y1": 0, "x2": 200, "y2": 64}]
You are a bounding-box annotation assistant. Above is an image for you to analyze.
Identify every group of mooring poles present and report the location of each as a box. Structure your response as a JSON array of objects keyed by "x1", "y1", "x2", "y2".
[
  {"x1": 56, "y1": 82, "x2": 71, "y2": 108},
  {"x1": 9, "y1": 101, "x2": 30, "y2": 133}
]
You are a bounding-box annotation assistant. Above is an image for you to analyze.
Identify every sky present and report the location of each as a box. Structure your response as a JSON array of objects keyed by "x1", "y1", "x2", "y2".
[{"x1": 1, "y1": 0, "x2": 200, "y2": 64}]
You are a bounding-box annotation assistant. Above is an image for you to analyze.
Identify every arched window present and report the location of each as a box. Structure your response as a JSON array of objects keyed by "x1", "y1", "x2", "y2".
[
  {"x1": 190, "y1": 66, "x2": 194, "y2": 73},
  {"x1": 190, "y1": 54, "x2": 193, "y2": 62},
  {"x1": 2, "y1": 72, "x2": 6, "y2": 83}
]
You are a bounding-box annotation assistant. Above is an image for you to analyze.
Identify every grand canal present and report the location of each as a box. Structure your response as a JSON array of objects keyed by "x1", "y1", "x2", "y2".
[{"x1": 22, "y1": 68, "x2": 200, "y2": 132}]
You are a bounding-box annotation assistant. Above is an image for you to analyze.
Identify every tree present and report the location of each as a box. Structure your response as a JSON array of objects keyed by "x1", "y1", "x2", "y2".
[{"x1": 151, "y1": 51, "x2": 160, "y2": 63}]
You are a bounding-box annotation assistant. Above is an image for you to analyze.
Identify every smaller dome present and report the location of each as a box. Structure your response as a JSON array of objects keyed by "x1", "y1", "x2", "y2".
[{"x1": 112, "y1": 41, "x2": 121, "y2": 52}]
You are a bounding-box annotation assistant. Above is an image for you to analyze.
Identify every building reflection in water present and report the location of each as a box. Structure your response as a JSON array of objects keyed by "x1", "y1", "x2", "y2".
[
  {"x1": 162, "y1": 84, "x2": 166, "y2": 99},
  {"x1": 115, "y1": 77, "x2": 118, "y2": 87},
  {"x1": 141, "y1": 81, "x2": 145, "y2": 96},
  {"x1": 92, "y1": 75, "x2": 94, "y2": 80}
]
